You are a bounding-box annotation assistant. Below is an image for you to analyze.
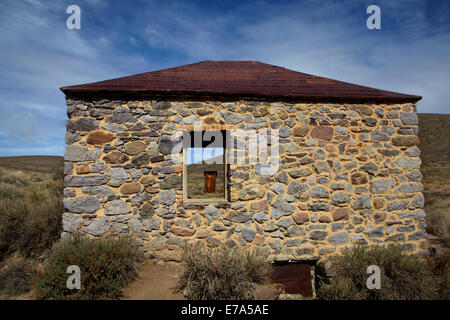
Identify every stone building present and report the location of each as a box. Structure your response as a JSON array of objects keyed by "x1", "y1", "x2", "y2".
[{"x1": 61, "y1": 61, "x2": 427, "y2": 266}]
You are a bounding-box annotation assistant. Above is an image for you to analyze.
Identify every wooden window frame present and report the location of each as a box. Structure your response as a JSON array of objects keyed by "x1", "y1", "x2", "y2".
[{"x1": 182, "y1": 145, "x2": 228, "y2": 203}]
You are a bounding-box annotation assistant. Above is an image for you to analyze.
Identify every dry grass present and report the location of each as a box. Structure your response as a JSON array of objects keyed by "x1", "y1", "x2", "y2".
[
  {"x1": 424, "y1": 182, "x2": 450, "y2": 246},
  {"x1": 0, "y1": 166, "x2": 64, "y2": 261},
  {"x1": 0, "y1": 254, "x2": 37, "y2": 296},
  {"x1": 0, "y1": 164, "x2": 144, "y2": 300},
  {"x1": 421, "y1": 163, "x2": 450, "y2": 186},
  {"x1": 418, "y1": 113, "x2": 450, "y2": 165},
  {"x1": 419, "y1": 113, "x2": 450, "y2": 247},
  {"x1": 0, "y1": 167, "x2": 30, "y2": 186},
  {"x1": 0, "y1": 156, "x2": 63, "y2": 173}
]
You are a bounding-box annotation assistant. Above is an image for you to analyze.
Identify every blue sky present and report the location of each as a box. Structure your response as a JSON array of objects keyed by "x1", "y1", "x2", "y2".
[
  {"x1": 187, "y1": 148, "x2": 224, "y2": 165},
  {"x1": 0, "y1": 0, "x2": 449, "y2": 156}
]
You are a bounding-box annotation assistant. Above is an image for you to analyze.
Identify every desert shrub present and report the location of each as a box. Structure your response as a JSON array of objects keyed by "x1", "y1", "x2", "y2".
[
  {"x1": 34, "y1": 235, "x2": 143, "y2": 300},
  {"x1": 178, "y1": 242, "x2": 272, "y2": 300},
  {"x1": 426, "y1": 210, "x2": 450, "y2": 246},
  {"x1": 0, "y1": 172, "x2": 63, "y2": 261},
  {"x1": 0, "y1": 255, "x2": 36, "y2": 296},
  {"x1": 51, "y1": 170, "x2": 65, "y2": 182},
  {"x1": 427, "y1": 249, "x2": 450, "y2": 299},
  {"x1": 0, "y1": 183, "x2": 24, "y2": 199},
  {"x1": 317, "y1": 245, "x2": 440, "y2": 300},
  {"x1": 424, "y1": 186, "x2": 450, "y2": 246},
  {"x1": 0, "y1": 167, "x2": 30, "y2": 186},
  {"x1": 0, "y1": 186, "x2": 63, "y2": 260}
]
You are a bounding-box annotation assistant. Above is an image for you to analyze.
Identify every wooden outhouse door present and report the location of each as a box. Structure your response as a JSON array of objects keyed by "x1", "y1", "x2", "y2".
[{"x1": 204, "y1": 171, "x2": 217, "y2": 193}]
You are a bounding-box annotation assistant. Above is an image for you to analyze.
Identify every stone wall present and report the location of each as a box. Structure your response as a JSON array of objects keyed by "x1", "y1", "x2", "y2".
[{"x1": 63, "y1": 98, "x2": 428, "y2": 262}]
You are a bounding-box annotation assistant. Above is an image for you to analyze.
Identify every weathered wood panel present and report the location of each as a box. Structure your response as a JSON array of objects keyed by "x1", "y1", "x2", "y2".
[
  {"x1": 271, "y1": 263, "x2": 313, "y2": 297},
  {"x1": 204, "y1": 171, "x2": 217, "y2": 193}
]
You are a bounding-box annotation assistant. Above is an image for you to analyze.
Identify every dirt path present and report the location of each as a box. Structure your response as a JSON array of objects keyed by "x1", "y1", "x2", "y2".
[
  {"x1": 121, "y1": 259, "x2": 282, "y2": 300},
  {"x1": 121, "y1": 260, "x2": 184, "y2": 300}
]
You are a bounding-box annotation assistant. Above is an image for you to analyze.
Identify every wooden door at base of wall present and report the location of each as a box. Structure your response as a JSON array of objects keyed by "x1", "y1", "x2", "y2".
[{"x1": 271, "y1": 262, "x2": 313, "y2": 297}]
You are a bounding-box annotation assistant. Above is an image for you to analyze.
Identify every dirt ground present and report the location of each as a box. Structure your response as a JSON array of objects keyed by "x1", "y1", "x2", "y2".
[
  {"x1": 121, "y1": 259, "x2": 282, "y2": 300},
  {"x1": 121, "y1": 260, "x2": 185, "y2": 300}
]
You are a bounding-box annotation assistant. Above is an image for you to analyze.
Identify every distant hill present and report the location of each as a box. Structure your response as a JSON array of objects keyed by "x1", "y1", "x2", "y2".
[
  {"x1": 418, "y1": 113, "x2": 450, "y2": 166},
  {"x1": 0, "y1": 155, "x2": 63, "y2": 173}
]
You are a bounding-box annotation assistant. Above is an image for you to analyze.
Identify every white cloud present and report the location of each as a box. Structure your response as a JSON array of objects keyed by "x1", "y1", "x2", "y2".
[
  {"x1": 0, "y1": 0, "x2": 448, "y2": 156},
  {"x1": 0, "y1": 0, "x2": 148, "y2": 150},
  {"x1": 137, "y1": 0, "x2": 449, "y2": 113}
]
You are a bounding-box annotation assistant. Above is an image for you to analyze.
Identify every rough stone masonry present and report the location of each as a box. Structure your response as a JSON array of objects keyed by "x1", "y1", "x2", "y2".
[
  {"x1": 62, "y1": 98, "x2": 427, "y2": 262},
  {"x1": 61, "y1": 61, "x2": 427, "y2": 263}
]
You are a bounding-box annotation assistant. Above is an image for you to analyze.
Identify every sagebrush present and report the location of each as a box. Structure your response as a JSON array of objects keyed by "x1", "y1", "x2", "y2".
[
  {"x1": 178, "y1": 242, "x2": 272, "y2": 300},
  {"x1": 0, "y1": 170, "x2": 63, "y2": 260},
  {"x1": 0, "y1": 255, "x2": 36, "y2": 296},
  {"x1": 317, "y1": 245, "x2": 447, "y2": 300},
  {"x1": 424, "y1": 183, "x2": 450, "y2": 246},
  {"x1": 34, "y1": 235, "x2": 143, "y2": 300}
]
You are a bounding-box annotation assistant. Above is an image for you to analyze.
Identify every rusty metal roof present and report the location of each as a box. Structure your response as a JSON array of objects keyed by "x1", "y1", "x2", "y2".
[{"x1": 60, "y1": 61, "x2": 421, "y2": 103}]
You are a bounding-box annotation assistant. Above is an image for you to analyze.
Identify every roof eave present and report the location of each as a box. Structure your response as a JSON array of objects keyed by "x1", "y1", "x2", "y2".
[{"x1": 60, "y1": 87, "x2": 422, "y2": 104}]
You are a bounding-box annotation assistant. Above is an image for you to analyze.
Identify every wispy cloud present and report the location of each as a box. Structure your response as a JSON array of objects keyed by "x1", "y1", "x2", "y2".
[
  {"x1": 136, "y1": 0, "x2": 450, "y2": 113},
  {"x1": 0, "y1": 0, "x2": 448, "y2": 156},
  {"x1": 0, "y1": 0, "x2": 148, "y2": 155}
]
